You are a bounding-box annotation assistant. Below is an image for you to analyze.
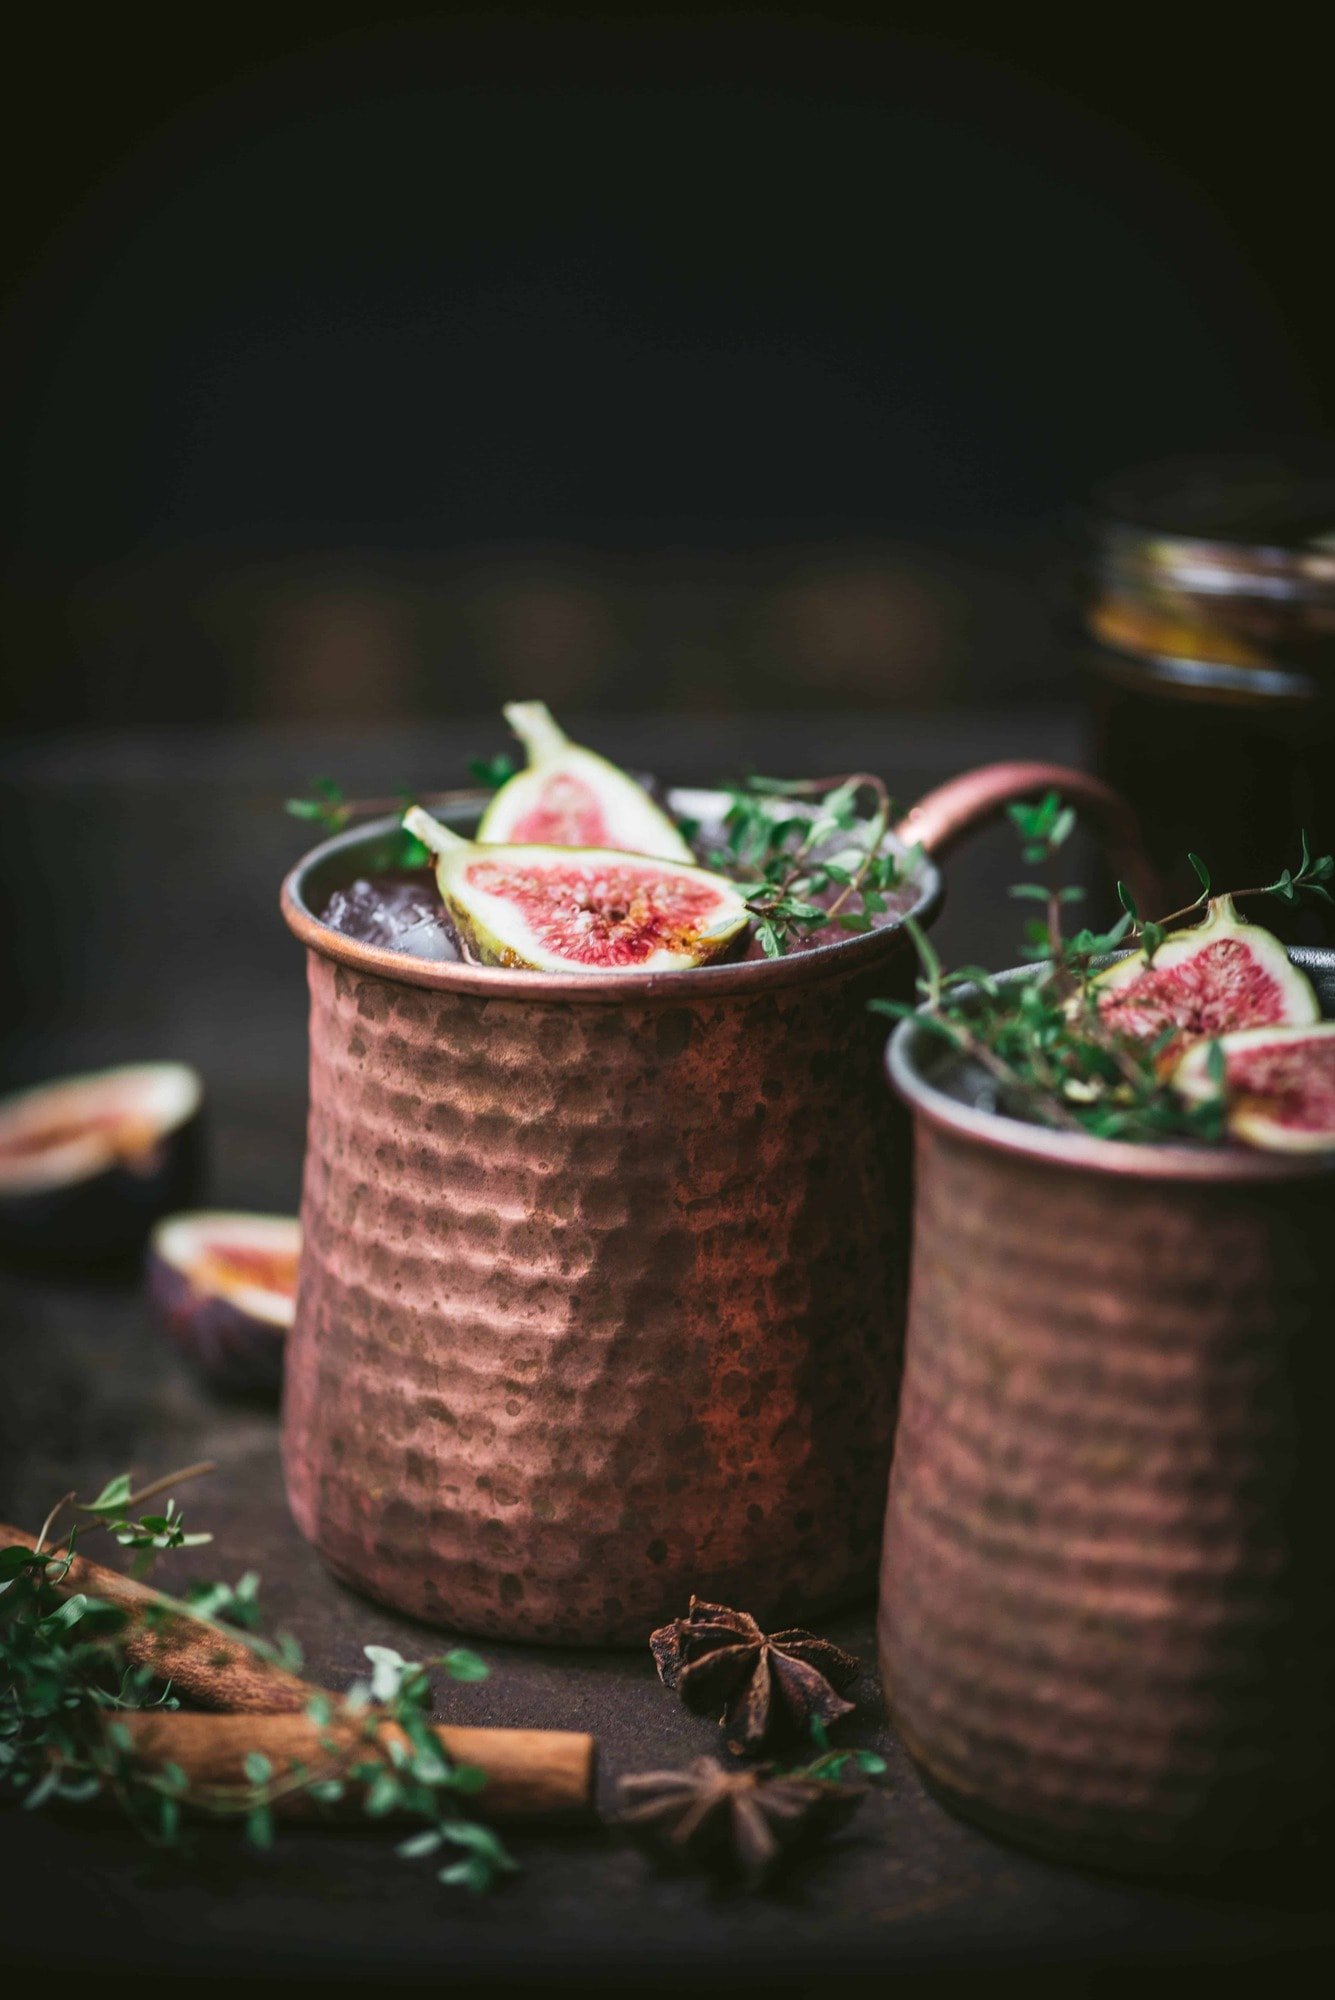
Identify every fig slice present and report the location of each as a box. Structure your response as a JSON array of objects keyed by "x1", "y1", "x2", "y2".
[
  {"x1": 403, "y1": 807, "x2": 749, "y2": 972},
  {"x1": 1091, "y1": 895, "x2": 1319, "y2": 1058},
  {"x1": 1173, "y1": 1024, "x2": 1335, "y2": 1153},
  {"x1": 0, "y1": 1062, "x2": 203, "y2": 1262},
  {"x1": 476, "y1": 701, "x2": 695, "y2": 863},
  {"x1": 148, "y1": 1210, "x2": 300, "y2": 1395}
]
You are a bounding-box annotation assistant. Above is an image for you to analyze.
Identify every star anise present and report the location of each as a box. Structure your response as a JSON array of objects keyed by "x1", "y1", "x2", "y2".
[
  {"x1": 617, "y1": 1756, "x2": 863, "y2": 1886},
  {"x1": 649, "y1": 1597, "x2": 859, "y2": 1752}
]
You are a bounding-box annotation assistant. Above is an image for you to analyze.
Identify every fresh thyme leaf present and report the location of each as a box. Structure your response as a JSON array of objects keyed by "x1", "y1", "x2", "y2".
[
  {"x1": 441, "y1": 1647, "x2": 490, "y2": 1683},
  {"x1": 467, "y1": 754, "x2": 517, "y2": 791},
  {"x1": 719, "y1": 771, "x2": 903, "y2": 956},
  {"x1": 285, "y1": 778, "x2": 350, "y2": 834},
  {"x1": 393, "y1": 788, "x2": 432, "y2": 867},
  {"x1": 83, "y1": 1474, "x2": 134, "y2": 1515}
]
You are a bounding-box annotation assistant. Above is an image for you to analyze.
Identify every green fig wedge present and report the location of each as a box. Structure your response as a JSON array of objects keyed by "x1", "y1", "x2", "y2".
[
  {"x1": 476, "y1": 702, "x2": 695, "y2": 863},
  {"x1": 403, "y1": 808, "x2": 749, "y2": 973}
]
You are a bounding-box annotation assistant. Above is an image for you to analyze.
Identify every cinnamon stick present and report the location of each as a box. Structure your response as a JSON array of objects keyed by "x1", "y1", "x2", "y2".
[
  {"x1": 4, "y1": 1523, "x2": 597, "y2": 1821},
  {"x1": 3, "y1": 1523, "x2": 313, "y2": 1712},
  {"x1": 113, "y1": 1712, "x2": 595, "y2": 1823}
]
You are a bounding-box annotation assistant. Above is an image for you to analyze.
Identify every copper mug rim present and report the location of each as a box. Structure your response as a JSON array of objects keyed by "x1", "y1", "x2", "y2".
[
  {"x1": 280, "y1": 760, "x2": 1150, "y2": 1004},
  {"x1": 887, "y1": 946, "x2": 1335, "y2": 1185}
]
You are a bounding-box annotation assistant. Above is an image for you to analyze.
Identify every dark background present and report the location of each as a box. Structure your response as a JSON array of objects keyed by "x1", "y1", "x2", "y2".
[{"x1": 1, "y1": 6, "x2": 1329, "y2": 730}]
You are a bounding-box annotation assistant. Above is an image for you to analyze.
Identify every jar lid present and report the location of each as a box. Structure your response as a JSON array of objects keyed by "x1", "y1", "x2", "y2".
[{"x1": 1092, "y1": 449, "x2": 1335, "y2": 601}]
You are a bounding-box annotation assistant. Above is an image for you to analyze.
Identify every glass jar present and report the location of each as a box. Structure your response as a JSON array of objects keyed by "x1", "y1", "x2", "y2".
[{"x1": 1085, "y1": 451, "x2": 1335, "y2": 924}]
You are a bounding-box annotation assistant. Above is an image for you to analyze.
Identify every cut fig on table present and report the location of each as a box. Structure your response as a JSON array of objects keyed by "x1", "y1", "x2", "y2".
[
  {"x1": 1173, "y1": 1023, "x2": 1335, "y2": 1153},
  {"x1": 1091, "y1": 895, "x2": 1318, "y2": 1059},
  {"x1": 0, "y1": 1062, "x2": 203, "y2": 1262},
  {"x1": 476, "y1": 701, "x2": 695, "y2": 863},
  {"x1": 148, "y1": 1210, "x2": 300, "y2": 1395},
  {"x1": 403, "y1": 807, "x2": 749, "y2": 972}
]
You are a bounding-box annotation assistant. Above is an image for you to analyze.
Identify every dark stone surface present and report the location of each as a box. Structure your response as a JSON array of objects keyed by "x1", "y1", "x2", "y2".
[{"x1": 2, "y1": 714, "x2": 1332, "y2": 1986}]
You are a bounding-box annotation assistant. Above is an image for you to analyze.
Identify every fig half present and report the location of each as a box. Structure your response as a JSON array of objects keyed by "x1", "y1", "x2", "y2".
[
  {"x1": 403, "y1": 807, "x2": 749, "y2": 972},
  {"x1": 1092, "y1": 896, "x2": 1318, "y2": 1058},
  {"x1": 148, "y1": 1210, "x2": 300, "y2": 1394},
  {"x1": 1173, "y1": 1024, "x2": 1335, "y2": 1153},
  {"x1": 476, "y1": 701, "x2": 695, "y2": 863},
  {"x1": 0, "y1": 1062, "x2": 203, "y2": 1263}
]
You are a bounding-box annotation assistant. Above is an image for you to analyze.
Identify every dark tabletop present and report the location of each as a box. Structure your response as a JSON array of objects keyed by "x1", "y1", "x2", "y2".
[{"x1": 2, "y1": 710, "x2": 1331, "y2": 1991}]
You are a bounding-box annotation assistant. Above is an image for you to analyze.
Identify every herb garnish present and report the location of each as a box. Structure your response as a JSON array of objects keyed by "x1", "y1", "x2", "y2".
[
  {"x1": 873, "y1": 801, "x2": 1335, "y2": 1146},
  {"x1": 796, "y1": 1715, "x2": 887, "y2": 1784},
  {"x1": 1116, "y1": 832, "x2": 1335, "y2": 963},
  {"x1": 285, "y1": 778, "x2": 350, "y2": 833},
  {"x1": 0, "y1": 1467, "x2": 514, "y2": 1892},
  {"x1": 468, "y1": 754, "x2": 518, "y2": 792},
  {"x1": 704, "y1": 773, "x2": 910, "y2": 958}
]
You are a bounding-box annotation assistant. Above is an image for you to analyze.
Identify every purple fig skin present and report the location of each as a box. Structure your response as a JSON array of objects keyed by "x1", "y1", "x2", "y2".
[
  {"x1": 0, "y1": 1069, "x2": 204, "y2": 1267},
  {"x1": 147, "y1": 1208, "x2": 299, "y2": 1400},
  {"x1": 146, "y1": 1242, "x2": 289, "y2": 1398}
]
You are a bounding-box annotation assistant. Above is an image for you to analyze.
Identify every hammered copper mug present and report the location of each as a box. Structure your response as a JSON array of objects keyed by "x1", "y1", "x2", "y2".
[
  {"x1": 881, "y1": 952, "x2": 1335, "y2": 1869},
  {"x1": 280, "y1": 760, "x2": 1147, "y2": 1645}
]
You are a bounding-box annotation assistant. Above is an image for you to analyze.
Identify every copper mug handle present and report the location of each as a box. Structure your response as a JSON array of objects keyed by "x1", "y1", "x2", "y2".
[{"x1": 893, "y1": 761, "x2": 1160, "y2": 916}]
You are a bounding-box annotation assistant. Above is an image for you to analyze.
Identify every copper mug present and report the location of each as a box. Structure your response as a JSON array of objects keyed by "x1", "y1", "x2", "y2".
[
  {"x1": 881, "y1": 952, "x2": 1335, "y2": 1868},
  {"x1": 280, "y1": 761, "x2": 1145, "y2": 1645}
]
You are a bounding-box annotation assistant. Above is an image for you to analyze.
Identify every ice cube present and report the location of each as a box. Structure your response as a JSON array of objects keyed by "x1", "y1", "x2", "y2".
[{"x1": 322, "y1": 878, "x2": 460, "y2": 960}]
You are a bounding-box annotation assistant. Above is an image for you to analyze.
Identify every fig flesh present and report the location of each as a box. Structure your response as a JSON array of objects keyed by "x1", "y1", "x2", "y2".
[
  {"x1": 1173, "y1": 1023, "x2": 1335, "y2": 1153},
  {"x1": 1091, "y1": 896, "x2": 1318, "y2": 1057},
  {"x1": 148, "y1": 1210, "x2": 300, "y2": 1394},
  {"x1": 0, "y1": 1062, "x2": 203, "y2": 1263},
  {"x1": 403, "y1": 807, "x2": 749, "y2": 972},
  {"x1": 476, "y1": 701, "x2": 695, "y2": 863}
]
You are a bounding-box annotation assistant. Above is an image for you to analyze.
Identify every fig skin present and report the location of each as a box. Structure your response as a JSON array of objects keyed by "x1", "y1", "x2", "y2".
[
  {"x1": 147, "y1": 1210, "x2": 300, "y2": 1397},
  {"x1": 476, "y1": 701, "x2": 695, "y2": 864},
  {"x1": 1091, "y1": 896, "x2": 1319, "y2": 1060},
  {"x1": 1173, "y1": 1023, "x2": 1335, "y2": 1153},
  {"x1": 0, "y1": 1063, "x2": 204, "y2": 1266},
  {"x1": 403, "y1": 808, "x2": 749, "y2": 973}
]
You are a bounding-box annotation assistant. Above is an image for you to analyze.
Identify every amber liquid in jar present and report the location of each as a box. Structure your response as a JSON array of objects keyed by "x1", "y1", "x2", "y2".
[{"x1": 1086, "y1": 453, "x2": 1335, "y2": 933}]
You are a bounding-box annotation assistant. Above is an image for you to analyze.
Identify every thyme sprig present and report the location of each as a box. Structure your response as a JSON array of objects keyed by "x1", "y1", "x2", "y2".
[
  {"x1": 286, "y1": 780, "x2": 431, "y2": 867},
  {"x1": 872, "y1": 803, "x2": 1334, "y2": 1146},
  {"x1": 793, "y1": 1715, "x2": 888, "y2": 1785},
  {"x1": 706, "y1": 773, "x2": 909, "y2": 959},
  {"x1": 1, "y1": 1469, "x2": 514, "y2": 1892},
  {"x1": 1118, "y1": 833, "x2": 1335, "y2": 962},
  {"x1": 285, "y1": 778, "x2": 350, "y2": 834}
]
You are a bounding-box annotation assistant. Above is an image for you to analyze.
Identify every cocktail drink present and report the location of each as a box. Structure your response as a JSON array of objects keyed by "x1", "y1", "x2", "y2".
[
  {"x1": 875, "y1": 816, "x2": 1335, "y2": 1867},
  {"x1": 280, "y1": 708, "x2": 1142, "y2": 1643}
]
